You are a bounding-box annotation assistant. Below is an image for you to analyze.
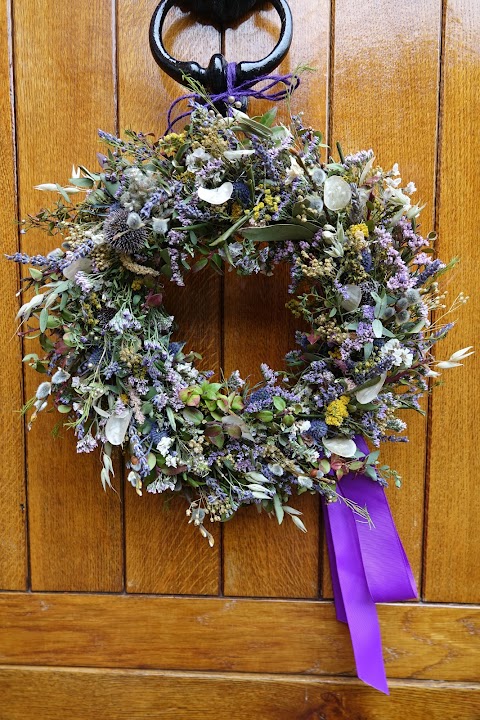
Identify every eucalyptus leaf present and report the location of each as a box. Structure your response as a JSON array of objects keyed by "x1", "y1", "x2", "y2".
[
  {"x1": 355, "y1": 373, "x2": 387, "y2": 404},
  {"x1": 241, "y1": 224, "x2": 314, "y2": 242},
  {"x1": 39, "y1": 307, "x2": 49, "y2": 333},
  {"x1": 29, "y1": 267, "x2": 43, "y2": 281},
  {"x1": 372, "y1": 319, "x2": 384, "y2": 338},
  {"x1": 147, "y1": 453, "x2": 157, "y2": 471},
  {"x1": 166, "y1": 406, "x2": 177, "y2": 431}
]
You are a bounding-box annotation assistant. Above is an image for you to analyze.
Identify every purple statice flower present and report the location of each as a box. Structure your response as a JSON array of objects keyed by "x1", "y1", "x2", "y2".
[
  {"x1": 76, "y1": 434, "x2": 98, "y2": 453},
  {"x1": 415, "y1": 259, "x2": 445, "y2": 287},
  {"x1": 285, "y1": 349, "x2": 302, "y2": 366},
  {"x1": 197, "y1": 158, "x2": 224, "y2": 186},
  {"x1": 168, "y1": 247, "x2": 185, "y2": 286},
  {"x1": 206, "y1": 449, "x2": 228, "y2": 467},
  {"x1": 343, "y1": 149, "x2": 374, "y2": 168},
  {"x1": 398, "y1": 217, "x2": 425, "y2": 252},
  {"x1": 375, "y1": 226, "x2": 394, "y2": 249},
  {"x1": 144, "y1": 339, "x2": 166, "y2": 352},
  {"x1": 145, "y1": 363, "x2": 161, "y2": 383},
  {"x1": 74, "y1": 271, "x2": 94, "y2": 294},
  {"x1": 361, "y1": 304, "x2": 375, "y2": 321},
  {"x1": 130, "y1": 377, "x2": 149, "y2": 396},
  {"x1": 113, "y1": 397, "x2": 127, "y2": 415},
  {"x1": 250, "y1": 135, "x2": 280, "y2": 182},
  {"x1": 386, "y1": 265, "x2": 414, "y2": 292},
  {"x1": 301, "y1": 361, "x2": 339, "y2": 407},
  {"x1": 226, "y1": 369, "x2": 245, "y2": 391},
  {"x1": 260, "y1": 364, "x2": 277, "y2": 385},
  {"x1": 231, "y1": 484, "x2": 255, "y2": 503},
  {"x1": 227, "y1": 440, "x2": 265, "y2": 473},
  {"x1": 360, "y1": 412, "x2": 382, "y2": 446},
  {"x1": 357, "y1": 321, "x2": 375, "y2": 343},
  {"x1": 374, "y1": 228, "x2": 415, "y2": 292},
  {"x1": 205, "y1": 476, "x2": 228, "y2": 503},
  {"x1": 339, "y1": 336, "x2": 364, "y2": 360},
  {"x1": 301, "y1": 359, "x2": 325, "y2": 378},
  {"x1": 146, "y1": 476, "x2": 176, "y2": 493},
  {"x1": 75, "y1": 422, "x2": 86, "y2": 440},
  {"x1": 108, "y1": 309, "x2": 141, "y2": 333},
  {"x1": 295, "y1": 331, "x2": 309, "y2": 350},
  {"x1": 334, "y1": 280, "x2": 350, "y2": 300},
  {"x1": 152, "y1": 390, "x2": 168, "y2": 411},
  {"x1": 166, "y1": 371, "x2": 188, "y2": 410},
  {"x1": 233, "y1": 254, "x2": 260, "y2": 275},
  {"x1": 413, "y1": 252, "x2": 433, "y2": 266}
]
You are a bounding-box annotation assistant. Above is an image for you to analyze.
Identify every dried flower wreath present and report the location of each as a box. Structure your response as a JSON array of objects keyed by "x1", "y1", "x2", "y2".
[{"x1": 9, "y1": 85, "x2": 471, "y2": 692}]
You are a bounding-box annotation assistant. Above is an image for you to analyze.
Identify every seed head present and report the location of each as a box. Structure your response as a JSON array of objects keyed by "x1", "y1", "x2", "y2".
[{"x1": 104, "y1": 208, "x2": 147, "y2": 254}]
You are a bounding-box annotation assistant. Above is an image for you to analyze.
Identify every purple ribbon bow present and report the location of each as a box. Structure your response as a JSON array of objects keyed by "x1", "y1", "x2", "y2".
[
  {"x1": 166, "y1": 62, "x2": 300, "y2": 133},
  {"x1": 323, "y1": 436, "x2": 417, "y2": 694}
]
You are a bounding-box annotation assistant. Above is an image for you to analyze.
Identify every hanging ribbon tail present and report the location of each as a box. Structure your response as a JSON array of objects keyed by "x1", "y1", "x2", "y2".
[{"x1": 323, "y1": 437, "x2": 418, "y2": 695}]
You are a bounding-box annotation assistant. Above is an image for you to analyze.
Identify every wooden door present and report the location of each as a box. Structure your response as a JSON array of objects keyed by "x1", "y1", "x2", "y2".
[{"x1": 0, "y1": 1, "x2": 479, "y2": 717}]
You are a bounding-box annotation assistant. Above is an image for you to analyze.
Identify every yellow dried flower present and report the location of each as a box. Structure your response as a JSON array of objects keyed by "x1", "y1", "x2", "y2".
[
  {"x1": 349, "y1": 223, "x2": 369, "y2": 238},
  {"x1": 325, "y1": 395, "x2": 350, "y2": 426}
]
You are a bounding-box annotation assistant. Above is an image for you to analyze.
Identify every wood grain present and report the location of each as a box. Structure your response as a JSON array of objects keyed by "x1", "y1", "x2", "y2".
[
  {"x1": 222, "y1": 0, "x2": 330, "y2": 598},
  {"x1": 323, "y1": 0, "x2": 443, "y2": 597},
  {"x1": 13, "y1": 0, "x2": 123, "y2": 591},
  {"x1": 0, "y1": 666, "x2": 479, "y2": 720},
  {"x1": 0, "y1": 0, "x2": 26, "y2": 590},
  {"x1": 424, "y1": 0, "x2": 480, "y2": 602},
  {"x1": 117, "y1": 0, "x2": 221, "y2": 594},
  {"x1": 1, "y1": 593, "x2": 478, "y2": 682}
]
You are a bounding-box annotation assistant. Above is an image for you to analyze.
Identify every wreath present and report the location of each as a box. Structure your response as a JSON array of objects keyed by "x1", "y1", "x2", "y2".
[
  {"x1": 12, "y1": 95, "x2": 470, "y2": 542},
  {"x1": 10, "y1": 84, "x2": 472, "y2": 692}
]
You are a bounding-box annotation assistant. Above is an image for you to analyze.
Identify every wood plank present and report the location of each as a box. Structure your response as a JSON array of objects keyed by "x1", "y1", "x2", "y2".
[
  {"x1": 0, "y1": 593, "x2": 478, "y2": 682},
  {"x1": 424, "y1": 0, "x2": 480, "y2": 602},
  {"x1": 323, "y1": 0, "x2": 443, "y2": 596},
  {"x1": 0, "y1": 1, "x2": 26, "y2": 589},
  {"x1": 117, "y1": 0, "x2": 221, "y2": 594},
  {"x1": 13, "y1": 0, "x2": 123, "y2": 591},
  {"x1": 222, "y1": 0, "x2": 330, "y2": 598},
  {"x1": 0, "y1": 666, "x2": 478, "y2": 720}
]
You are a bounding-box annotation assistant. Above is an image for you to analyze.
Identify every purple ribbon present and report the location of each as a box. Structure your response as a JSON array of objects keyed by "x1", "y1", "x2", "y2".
[
  {"x1": 165, "y1": 62, "x2": 300, "y2": 133},
  {"x1": 323, "y1": 436, "x2": 417, "y2": 694}
]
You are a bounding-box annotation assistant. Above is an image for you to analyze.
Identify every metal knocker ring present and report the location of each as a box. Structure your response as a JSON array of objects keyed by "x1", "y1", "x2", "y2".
[{"x1": 149, "y1": 0, "x2": 293, "y2": 95}]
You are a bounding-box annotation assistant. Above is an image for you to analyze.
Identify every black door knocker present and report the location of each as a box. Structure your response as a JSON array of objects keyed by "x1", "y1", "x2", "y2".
[{"x1": 149, "y1": 0, "x2": 293, "y2": 114}]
